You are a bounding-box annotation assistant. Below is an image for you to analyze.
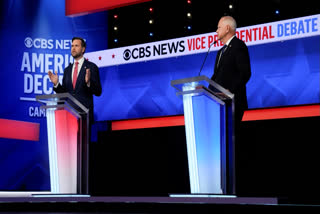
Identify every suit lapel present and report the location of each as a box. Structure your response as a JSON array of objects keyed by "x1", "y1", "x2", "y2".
[
  {"x1": 74, "y1": 60, "x2": 88, "y2": 90},
  {"x1": 219, "y1": 37, "x2": 236, "y2": 66},
  {"x1": 66, "y1": 64, "x2": 73, "y2": 90},
  {"x1": 223, "y1": 37, "x2": 234, "y2": 56}
]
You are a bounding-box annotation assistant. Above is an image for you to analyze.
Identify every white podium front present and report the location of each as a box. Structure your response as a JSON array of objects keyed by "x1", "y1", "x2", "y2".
[
  {"x1": 36, "y1": 93, "x2": 89, "y2": 195},
  {"x1": 171, "y1": 75, "x2": 235, "y2": 195}
]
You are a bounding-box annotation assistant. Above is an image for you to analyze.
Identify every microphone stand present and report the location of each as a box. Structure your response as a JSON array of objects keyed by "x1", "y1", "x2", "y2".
[{"x1": 198, "y1": 41, "x2": 217, "y2": 76}]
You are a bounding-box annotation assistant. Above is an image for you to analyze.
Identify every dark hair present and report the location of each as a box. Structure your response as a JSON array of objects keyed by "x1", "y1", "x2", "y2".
[{"x1": 72, "y1": 37, "x2": 86, "y2": 48}]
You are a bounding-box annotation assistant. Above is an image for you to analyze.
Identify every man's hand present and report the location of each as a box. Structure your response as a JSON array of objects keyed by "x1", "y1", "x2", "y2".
[
  {"x1": 85, "y1": 68, "x2": 91, "y2": 85},
  {"x1": 48, "y1": 70, "x2": 58, "y2": 86}
]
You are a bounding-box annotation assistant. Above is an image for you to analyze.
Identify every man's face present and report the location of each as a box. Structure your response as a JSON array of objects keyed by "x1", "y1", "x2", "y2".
[
  {"x1": 71, "y1": 39, "x2": 85, "y2": 59},
  {"x1": 216, "y1": 18, "x2": 228, "y2": 41}
]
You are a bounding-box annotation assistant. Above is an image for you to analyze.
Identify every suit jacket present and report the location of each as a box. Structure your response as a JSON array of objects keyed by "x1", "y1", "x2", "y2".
[
  {"x1": 53, "y1": 59, "x2": 102, "y2": 122},
  {"x1": 211, "y1": 36, "x2": 251, "y2": 122}
]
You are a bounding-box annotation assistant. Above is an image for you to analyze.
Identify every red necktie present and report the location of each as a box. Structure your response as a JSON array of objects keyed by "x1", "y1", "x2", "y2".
[{"x1": 73, "y1": 61, "x2": 79, "y2": 89}]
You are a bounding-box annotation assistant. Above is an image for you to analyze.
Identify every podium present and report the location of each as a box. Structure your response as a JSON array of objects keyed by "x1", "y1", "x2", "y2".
[
  {"x1": 171, "y1": 75, "x2": 235, "y2": 195},
  {"x1": 36, "y1": 93, "x2": 89, "y2": 195}
]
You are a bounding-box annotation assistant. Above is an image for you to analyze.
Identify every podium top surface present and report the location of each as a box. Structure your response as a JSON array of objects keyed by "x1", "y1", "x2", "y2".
[
  {"x1": 171, "y1": 75, "x2": 234, "y2": 100},
  {"x1": 36, "y1": 93, "x2": 89, "y2": 114}
]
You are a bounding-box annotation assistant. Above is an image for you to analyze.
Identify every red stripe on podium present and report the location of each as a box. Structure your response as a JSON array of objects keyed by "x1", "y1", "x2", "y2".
[
  {"x1": 54, "y1": 110, "x2": 78, "y2": 189},
  {"x1": 112, "y1": 115, "x2": 185, "y2": 131},
  {"x1": 242, "y1": 104, "x2": 320, "y2": 121},
  {"x1": 0, "y1": 119, "x2": 39, "y2": 141}
]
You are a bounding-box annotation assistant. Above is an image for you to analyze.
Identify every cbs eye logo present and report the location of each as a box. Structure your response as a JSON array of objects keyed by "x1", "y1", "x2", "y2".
[
  {"x1": 123, "y1": 49, "x2": 131, "y2": 61},
  {"x1": 24, "y1": 37, "x2": 33, "y2": 48}
]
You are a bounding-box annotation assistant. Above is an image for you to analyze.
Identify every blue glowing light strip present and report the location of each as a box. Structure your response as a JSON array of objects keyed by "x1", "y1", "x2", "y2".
[
  {"x1": 170, "y1": 194, "x2": 236, "y2": 198},
  {"x1": 182, "y1": 85, "x2": 200, "y2": 193},
  {"x1": 46, "y1": 107, "x2": 59, "y2": 193}
]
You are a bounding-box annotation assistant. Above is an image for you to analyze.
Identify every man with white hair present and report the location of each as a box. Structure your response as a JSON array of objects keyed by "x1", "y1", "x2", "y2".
[
  {"x1": 211, "y1": 16, "x2": 251, "y2": 125},
  {"x1": 210, "y1": 16, "x2": 251, "y2": 195}
]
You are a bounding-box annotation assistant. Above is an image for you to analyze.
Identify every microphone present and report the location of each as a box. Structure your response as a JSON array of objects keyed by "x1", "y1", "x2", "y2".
[{"x1": 198, "y1": 40, "x2": 217, "y2": 76}]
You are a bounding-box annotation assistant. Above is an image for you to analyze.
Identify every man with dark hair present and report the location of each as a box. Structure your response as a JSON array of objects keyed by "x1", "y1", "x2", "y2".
[
  {"x1": 48, "y1": 37, "x2": 102, "y2": 122},
  {"x1": 72, "y1": 37, "x2": 86, "y2": 50}
]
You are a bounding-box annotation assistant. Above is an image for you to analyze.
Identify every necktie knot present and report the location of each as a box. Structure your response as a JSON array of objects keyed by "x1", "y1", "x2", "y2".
[{"x1": 221, "y1": 45, "x2": 227, "y2": 53}]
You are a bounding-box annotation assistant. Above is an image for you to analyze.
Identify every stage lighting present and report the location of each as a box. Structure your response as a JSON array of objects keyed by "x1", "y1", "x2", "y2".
[
  {"x1": 187, "y1": 13, "x2": 192, "y2": 18},
  {"x1": 187, "y1": 0, "x2": 191, "y2": 4},
  {"x1": 149, "y1": 7, "x2": 153, "y2": 12},
  {"x1": 114, "y1": 14, "x2": 118, "y2": 19},
  {"x1": 149, "y1": 19, "x2": 154, "y2": 24},
  {"x1": 275, "y1": 10, "x2": 280, "y2": 14},
  {"x1": 114, "y1": 39, "x2": 118, "y2": 43},
  {"x1": 149, "y1": 32, "x2": 153, "y2": 37},
  {"x1": 229, "y1": 4, "x2": 233, "y2": 9},
  {"x1": 187, "y1": 26, "x2": 192, "y2": 30},
  {"x1": 114, "y1": 26, "x2": 118, "y2": 31}
]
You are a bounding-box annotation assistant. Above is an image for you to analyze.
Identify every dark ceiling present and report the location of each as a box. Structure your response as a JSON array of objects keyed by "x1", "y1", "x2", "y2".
[{"x1": 107, "y1": 0, "x2": 320, "y2": 48}]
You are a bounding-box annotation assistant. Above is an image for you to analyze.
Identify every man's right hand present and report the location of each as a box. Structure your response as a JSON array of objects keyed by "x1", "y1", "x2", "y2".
[{"x1": 48, "y1": 71, "x2": 59, "y2": 86}]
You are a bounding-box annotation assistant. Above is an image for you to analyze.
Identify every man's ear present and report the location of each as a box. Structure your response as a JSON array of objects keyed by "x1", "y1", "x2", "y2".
[{"x1": 226, "y1": 25, "x2": 230, "y2": 33}]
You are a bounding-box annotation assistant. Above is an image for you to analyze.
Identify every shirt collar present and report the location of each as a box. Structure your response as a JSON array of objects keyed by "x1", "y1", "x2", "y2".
[
  {"x1": 75, "y1": 56, "x2": 85, "y2": 65},
  {"x1": 225, "y1": 35, "x2": 235, "y2": 46}
]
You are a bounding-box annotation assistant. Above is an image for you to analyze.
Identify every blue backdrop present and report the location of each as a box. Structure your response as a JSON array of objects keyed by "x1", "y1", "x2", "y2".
[
  {"x1": 94, "y1": 36, "x2": 320, "y2": 121},
  {"x1": 0, "y1": 0, "x2": 108, "y2": 190}
]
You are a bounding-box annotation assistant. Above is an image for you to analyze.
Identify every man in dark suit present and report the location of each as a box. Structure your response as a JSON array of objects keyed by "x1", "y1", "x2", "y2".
[
  {"x1": 48, "y1": 37, "x2": 101, "y2": 193},
  {"x1": 211, "y1": 16, "x2": 251, "y2": 195},
  {"x1": 48, "y1": 37, "x2": 102, "y2": 123},
  {"x1": 211, "y1": 16, "x2": 251, "y2": 124}
]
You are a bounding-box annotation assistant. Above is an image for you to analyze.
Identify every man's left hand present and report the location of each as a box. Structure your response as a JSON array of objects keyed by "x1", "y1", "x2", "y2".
[{"x1": 85, "y1": 68, "x2": 91, "y2": 85}]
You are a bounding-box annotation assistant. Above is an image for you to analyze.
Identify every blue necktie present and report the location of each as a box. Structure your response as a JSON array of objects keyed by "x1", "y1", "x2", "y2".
[{"x1": 217, "y1": 45, "x2": 227, "y2": 67}]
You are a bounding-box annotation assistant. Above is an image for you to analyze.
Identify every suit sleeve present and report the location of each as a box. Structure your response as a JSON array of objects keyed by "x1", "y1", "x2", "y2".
[
  {"x1": 53, "y1": 69, "x2": 68, "y2": 93},
  {"x1": 88, "y1": 63, "x2": 102, "y2": 96},
  {"x1": 230, "y1": 43, "x2": 251, "y2": 93}
]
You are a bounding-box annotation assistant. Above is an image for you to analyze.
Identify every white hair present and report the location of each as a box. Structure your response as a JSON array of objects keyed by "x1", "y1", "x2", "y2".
[{"x1": 222, "y1": 16, "x2": 237, "y2": 31}]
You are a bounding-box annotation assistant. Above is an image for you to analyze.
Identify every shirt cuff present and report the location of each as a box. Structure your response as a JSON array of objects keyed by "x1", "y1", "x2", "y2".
[{"x1": 54, "y1": 82, "x2": 60, "y2": 88}]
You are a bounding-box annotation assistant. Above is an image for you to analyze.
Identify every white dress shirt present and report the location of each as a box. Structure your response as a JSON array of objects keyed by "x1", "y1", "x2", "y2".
[
  {"x1": 71, "y1": 56, "x2": 84, "y2": 83},
  {"x1": 54, "y1": 56, "x2": 88, "y2": 88}
]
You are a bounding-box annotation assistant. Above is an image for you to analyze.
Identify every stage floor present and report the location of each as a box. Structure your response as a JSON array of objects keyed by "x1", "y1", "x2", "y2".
[
  {"x1": 1, "y1": 192, "x2": 319, "y2": 213},
  {"x1": 2, "y1": 192, "x2": 320, "y2": 213},
  {"x1": 0, "y1": 192, "x2": 277, "y2": 204}
]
